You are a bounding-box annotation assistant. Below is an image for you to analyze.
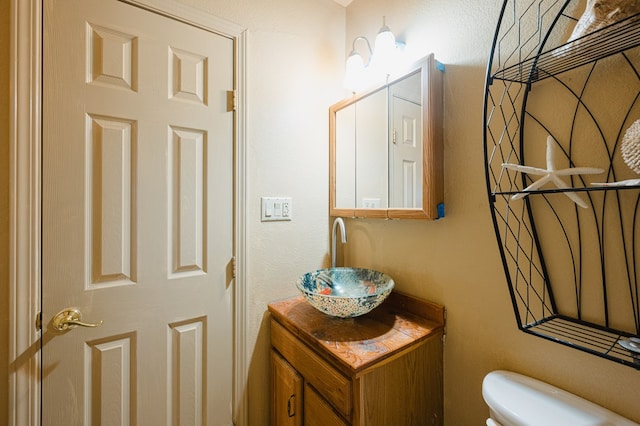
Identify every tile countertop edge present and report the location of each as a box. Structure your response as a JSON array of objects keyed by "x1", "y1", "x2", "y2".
[{"x1": 268, "y1": 291, "x2": 445, "y2": 374}]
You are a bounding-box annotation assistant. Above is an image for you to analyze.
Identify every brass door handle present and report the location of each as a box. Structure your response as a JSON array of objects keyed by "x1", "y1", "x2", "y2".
[{"x1": 51, "y1": 308, "x2": 103, "y2": 332}]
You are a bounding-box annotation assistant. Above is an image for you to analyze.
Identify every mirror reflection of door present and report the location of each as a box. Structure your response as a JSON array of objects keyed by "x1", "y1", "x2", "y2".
[
  {"x1": 389, "y1": 89, "x2": 422, "y2": 208},
  {"x1": 332, "y1": 68, "x2": 423, "y2": 211}
]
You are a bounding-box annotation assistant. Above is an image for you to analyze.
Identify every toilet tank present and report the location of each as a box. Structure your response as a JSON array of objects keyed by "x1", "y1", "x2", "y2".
[{"x1": 482, "y1": 370, "x2": 639, "y2": 426}]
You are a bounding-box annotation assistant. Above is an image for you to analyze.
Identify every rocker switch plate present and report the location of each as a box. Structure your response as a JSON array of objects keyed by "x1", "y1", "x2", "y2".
[{"x1": 261, "y1": 197, "x2": 292, "y2": 222}]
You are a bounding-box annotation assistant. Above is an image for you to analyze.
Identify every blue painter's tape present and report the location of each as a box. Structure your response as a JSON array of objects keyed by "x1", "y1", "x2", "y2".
[
  {"x1": 436, "y1": 61, "x2": 445, "y2": 73},
  {"x1": 437, "y1": 203, "x2": 445, "y2": 218}
]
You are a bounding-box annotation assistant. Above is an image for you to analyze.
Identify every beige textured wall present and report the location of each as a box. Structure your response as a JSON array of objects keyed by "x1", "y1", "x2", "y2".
[
  {"x1": 344, "y1": 0, "x2": 640, "y2": 425},
  {"x1": 1, "y1": 0, "x2": 11, "y2": 420}
]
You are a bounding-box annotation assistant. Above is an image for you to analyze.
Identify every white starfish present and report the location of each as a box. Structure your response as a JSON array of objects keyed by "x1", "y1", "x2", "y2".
[
  {"x1": 502, "y1": 135, "x2": 604, "y2": 208},
  {"x1": 592, "y1": 178, "x2": 640, "y2": 187}
]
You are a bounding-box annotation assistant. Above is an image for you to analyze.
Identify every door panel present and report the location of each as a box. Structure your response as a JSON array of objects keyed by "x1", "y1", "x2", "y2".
[
  {"x1": 43, "y1": 0, "x2": 234, "y2": 424},
  {"x1": 390, "y1": 95, "x2": 422, "y2": 208},
  {"x1": 271, "y1": 350, "x2": 303, "y2": 426}
]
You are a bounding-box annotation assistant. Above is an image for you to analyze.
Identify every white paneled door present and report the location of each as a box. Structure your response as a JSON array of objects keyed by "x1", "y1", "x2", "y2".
[
  {"x1": 390, "y1": 95, "x2": 422, "y2": 209},
  {"x1": 42, "y1": 0, "x2": 234, "y2": 424}
]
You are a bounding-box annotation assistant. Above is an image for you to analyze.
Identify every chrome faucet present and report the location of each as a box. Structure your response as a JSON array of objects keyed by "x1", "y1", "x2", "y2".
[{"x1": 331, "y1": 217, "x2": 347, "y2": 268}]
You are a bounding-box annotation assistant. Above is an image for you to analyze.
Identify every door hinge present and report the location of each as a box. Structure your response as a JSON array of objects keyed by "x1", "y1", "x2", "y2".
[
  {"x1": 442, "y1": 307, "x2": 447, "y2": 343},
  {"x1": 393, "y1": 128, "x2": 397, "y2": 144},
  {"x1": 35, "y1": 311, "x2": 42, "y2": 331},
  {"x1": 232, "y1": 256, "x2": 236, "y2": 279},
  {"x1": 226, "y1": 90, "x2": 236, "y2": 112}
]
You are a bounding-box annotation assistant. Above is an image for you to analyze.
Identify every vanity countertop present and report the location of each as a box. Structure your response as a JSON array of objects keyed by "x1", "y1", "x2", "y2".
[{"x1": 268, "y1": 291, "x2": 445, "y2": 374}]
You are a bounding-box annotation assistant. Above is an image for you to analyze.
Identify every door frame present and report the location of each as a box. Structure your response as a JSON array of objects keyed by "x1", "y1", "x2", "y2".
[{"x1": 8, "y1": 1, "x2": 248, "y2": 424}]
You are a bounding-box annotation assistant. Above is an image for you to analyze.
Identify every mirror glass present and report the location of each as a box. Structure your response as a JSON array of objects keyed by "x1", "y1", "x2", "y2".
[{"x1": 330, "y1": 54, "x2": 443, "y2": 220}]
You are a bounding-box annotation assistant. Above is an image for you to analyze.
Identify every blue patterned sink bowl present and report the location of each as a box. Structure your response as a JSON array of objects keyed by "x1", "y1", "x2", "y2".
[{"x1": 296, "y1": 268, "x2": 395, "y2": 318}]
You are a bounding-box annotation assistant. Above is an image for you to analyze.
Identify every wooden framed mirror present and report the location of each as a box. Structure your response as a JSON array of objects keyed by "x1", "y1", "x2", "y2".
[{"x1": 329, "y1": 54, "x2": 444, "y2": 220}]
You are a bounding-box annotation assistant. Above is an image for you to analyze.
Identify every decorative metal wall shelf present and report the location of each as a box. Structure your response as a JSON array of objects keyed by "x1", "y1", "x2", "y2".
[
  {"x1": 492, "y1": 11, "x2": 640, "y2": 84},
  {"x1": 484, "y1": 0, "x2": 640, "y2": 369}
]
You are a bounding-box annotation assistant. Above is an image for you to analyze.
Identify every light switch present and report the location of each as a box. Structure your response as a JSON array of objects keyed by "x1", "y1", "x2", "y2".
[{"x1": 261, "y1": 197, "x2": 292, "y2": 222}]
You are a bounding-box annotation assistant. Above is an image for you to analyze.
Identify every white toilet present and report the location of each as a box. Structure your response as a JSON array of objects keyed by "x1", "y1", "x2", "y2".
[{"x1": 482, "y1": 370, "x2": 639, "y2": 426}]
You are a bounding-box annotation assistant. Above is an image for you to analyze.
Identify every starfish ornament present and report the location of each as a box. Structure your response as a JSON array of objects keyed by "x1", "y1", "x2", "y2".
[
  {"x1": 502, "y1": 135, "x2": 604, "y2": 208},
  {"x1": 592, "y1": 178, "x2": 640, "y2": 187}
]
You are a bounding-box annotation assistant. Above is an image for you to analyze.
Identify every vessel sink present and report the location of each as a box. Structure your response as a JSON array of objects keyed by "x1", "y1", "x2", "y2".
[{"x1": 296, "y1": 267, "x2": 395, "y2": 318}]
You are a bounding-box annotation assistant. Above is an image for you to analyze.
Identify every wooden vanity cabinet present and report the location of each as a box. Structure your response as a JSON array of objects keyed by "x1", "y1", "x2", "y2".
[{"x1": 269, "y1": 292, "x2": 445, "y2": 426}]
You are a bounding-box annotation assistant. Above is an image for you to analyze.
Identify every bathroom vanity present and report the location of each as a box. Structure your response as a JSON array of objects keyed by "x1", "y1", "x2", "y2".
[{"x1": 269, "y1": 292, "x2": 445, "y2": 425}]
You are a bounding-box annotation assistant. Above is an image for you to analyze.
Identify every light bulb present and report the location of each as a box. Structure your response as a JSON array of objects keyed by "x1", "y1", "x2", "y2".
[
  {"x1": 344, "y1": 51, "x2": 365, "y2": 91},
  {"x1": 372, "y1": 18, "x2": 397, "y2": 77},
  {"x1": 374, "y1": 28, "x2": 396, "y2": 59}
]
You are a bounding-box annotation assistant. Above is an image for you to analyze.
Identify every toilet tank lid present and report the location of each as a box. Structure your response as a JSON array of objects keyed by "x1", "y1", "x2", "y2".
[{"x1": 482, "y1": 370, "x2": 638, "y2": 426}]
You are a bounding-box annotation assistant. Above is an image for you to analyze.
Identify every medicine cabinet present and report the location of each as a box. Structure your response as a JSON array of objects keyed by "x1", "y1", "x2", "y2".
[{"x1": 330, "y1": 54, "x2": 444, "y2": 220}]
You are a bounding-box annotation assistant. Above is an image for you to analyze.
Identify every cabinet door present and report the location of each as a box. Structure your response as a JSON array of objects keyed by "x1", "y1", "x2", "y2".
[
  {"x1": 304, "y1": 383, "x2": 348, "y2": 426},
  {"x1": 272, "y1": 350, "x2": 303, "y2": 426}
]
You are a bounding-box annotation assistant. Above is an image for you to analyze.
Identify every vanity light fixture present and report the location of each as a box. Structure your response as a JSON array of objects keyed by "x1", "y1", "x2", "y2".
[
  {"x1": 344, "y1": 36, "x2": 373, "y2": 92},
  {"x1": 344, "y1": 17, "x2": 405, "y2": 93},
  {"x1": 371, "y1": 17, "x2": 396, "y2": 67}
]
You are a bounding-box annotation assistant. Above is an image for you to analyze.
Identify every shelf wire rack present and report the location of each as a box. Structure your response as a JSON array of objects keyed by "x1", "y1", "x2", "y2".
[{"x1": 484, "y1": 0, "x2": 640, "y2": 369}]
